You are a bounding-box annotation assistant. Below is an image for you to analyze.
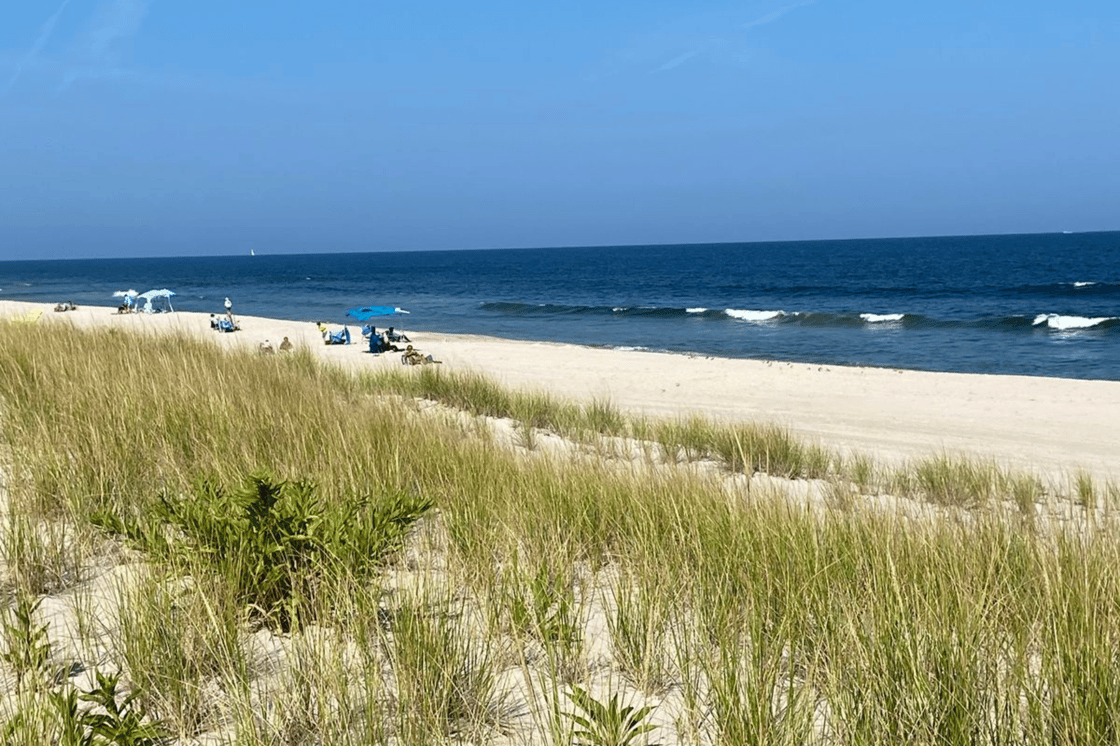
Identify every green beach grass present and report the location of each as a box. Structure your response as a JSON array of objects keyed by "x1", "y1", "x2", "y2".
[{"x1": 2, "y1": 320, "x2": 1120, "y2": 744}]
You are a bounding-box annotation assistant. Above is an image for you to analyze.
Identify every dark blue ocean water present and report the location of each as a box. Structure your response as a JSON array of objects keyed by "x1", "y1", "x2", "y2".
[{"x1": 2, "y1": 232, "x2": 1118, "y2": 380}]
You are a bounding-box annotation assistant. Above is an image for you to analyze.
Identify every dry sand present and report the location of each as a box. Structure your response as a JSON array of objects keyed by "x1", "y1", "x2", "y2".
[{"x1": 3, "y1": 300, "x2": 1118, "y2": 484}]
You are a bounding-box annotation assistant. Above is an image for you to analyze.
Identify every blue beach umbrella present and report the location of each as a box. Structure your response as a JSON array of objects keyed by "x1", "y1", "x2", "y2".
[{"x1": 346, "y1": 305, "x2": 408, "y2": 321}]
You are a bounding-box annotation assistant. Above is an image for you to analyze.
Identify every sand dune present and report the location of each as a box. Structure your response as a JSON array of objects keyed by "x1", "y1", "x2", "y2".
[{"x1": 4, "y1": 300, "x2": 1117, "y2": 483}]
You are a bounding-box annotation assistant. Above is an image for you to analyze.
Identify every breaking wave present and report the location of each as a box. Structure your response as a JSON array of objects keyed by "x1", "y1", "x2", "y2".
[{"x1": 479, "y1": 301, "x2": 1119, "y2": 335}]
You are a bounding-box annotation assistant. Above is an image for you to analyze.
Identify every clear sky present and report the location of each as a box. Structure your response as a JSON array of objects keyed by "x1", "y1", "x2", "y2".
[{"x1": 1, "y1": 0, "x2": 1117, "y2": 259}]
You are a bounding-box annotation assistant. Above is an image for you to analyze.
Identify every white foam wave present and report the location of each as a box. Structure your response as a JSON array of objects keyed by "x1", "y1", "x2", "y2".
[
  {"x1": 395, "y1": 307, "x2": 411, "y2": 314},
  {"x1": 1033, "y1": 313, "x2": 1115, "y2": 330},
  {"x1": 725, "y1": 308, "x2": 784, "y2": 322},
  {"x1": 686, "y1": 307, "x2": 707, "y2": 314},
  {"x1": 861, "y1": 313, "x2": 905, "y2": 323},
  {"x1": 1073, "y1": 281, "x2": 1097, "y2": 288}
]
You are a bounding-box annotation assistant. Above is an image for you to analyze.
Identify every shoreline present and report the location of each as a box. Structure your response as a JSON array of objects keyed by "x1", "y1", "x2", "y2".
[{"x1": 3, "y1": 299, "x2": 1118, "y2": 484}]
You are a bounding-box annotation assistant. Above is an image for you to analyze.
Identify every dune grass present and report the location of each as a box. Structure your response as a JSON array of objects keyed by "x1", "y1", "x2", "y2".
[{"x1": 2, "y1": 321, "x2": 1120, "y2": 744}]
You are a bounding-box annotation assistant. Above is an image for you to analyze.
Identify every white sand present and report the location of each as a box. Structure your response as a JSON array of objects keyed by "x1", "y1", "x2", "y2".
[{"x1": 4, "y1": 300, "x2": 1118, "y2": 483}]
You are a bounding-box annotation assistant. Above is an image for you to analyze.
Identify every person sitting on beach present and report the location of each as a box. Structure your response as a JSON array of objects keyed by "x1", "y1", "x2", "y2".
[
  {"x1": 319, "y1": 322, "x2": 350, "y2": 345},
  {"x1": 386, "y1": 326, "x2": 410, "y2": 343},
  {"x1": 279, "y1": 336, "x2": 293, "y2": 352},
  {"x1": 210, "y1": 314, "x2": 220, "y2": 330},
  {"x1": 369, "y1": 331, "x2": 401, "y2": 354},
  {"x1": 402, "y1": 345, "x2": 441, "y2": 365},
  {"x1": 259, "y1": 339, "x2": 275, "y2": 355}
]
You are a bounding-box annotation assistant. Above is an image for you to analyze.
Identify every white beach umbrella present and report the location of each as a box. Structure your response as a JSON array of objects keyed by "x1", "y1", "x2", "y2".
[
  {"x1": 138, "y1": 288, "x2": 176, "y2": 313},
  {"x1": 112, "y1": 289, "x2": 139, "y2": 298}
]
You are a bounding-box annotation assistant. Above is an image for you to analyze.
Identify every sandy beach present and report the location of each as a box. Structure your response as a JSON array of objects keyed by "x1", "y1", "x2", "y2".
[
  {"x1": 3, "y1": 299, "x2": 1117, "y2": 484},
  {"x1": 4, "y1": 297, "x2": 1120, "y2": 746}
]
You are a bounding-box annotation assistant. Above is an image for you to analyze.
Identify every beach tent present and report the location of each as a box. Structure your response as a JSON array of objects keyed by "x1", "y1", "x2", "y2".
[
  {"x1": 138, "y1": 288, "x2": 176, "y2": 313},
  {"x1": 346, "y1": 306, "x2": 408, "y2": 321}
]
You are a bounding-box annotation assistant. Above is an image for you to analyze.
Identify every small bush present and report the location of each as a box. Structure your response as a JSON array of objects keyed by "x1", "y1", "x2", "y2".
[{"x1": 96, "y1": 472, "x2": 431, "y2": 631}]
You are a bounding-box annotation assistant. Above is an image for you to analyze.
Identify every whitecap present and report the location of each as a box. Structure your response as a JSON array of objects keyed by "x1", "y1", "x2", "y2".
[
  {"x1": 395, "y1": 307, "x2": 411, "y2": 314},
  {"x1": 686, "y1": 307, "x2": 707, "y2": 314},
  {"x1": 861, "y1": 313, "x2": 905, "y2": 323},
  {"x1": 1073, "y1": 281, "x2": 1097, "y2": 288},
  {"x1": 725, "y1": 309, "x2": 784, "y2": 322},
  {"x1": 1033, "y1": 313, "x2": 1115, "y2": 330}
]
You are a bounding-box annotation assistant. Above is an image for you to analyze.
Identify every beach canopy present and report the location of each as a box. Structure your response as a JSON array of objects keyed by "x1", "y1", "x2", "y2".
[
  {"x1": 346, "y1": 306, "x2": 407, "y2": 321},
  {"x1": 138, "y1": 288, "x2": 176, "y2": 313},
  {"x1": 112, "y1": 289, "x2": 139, "y2": 298}
]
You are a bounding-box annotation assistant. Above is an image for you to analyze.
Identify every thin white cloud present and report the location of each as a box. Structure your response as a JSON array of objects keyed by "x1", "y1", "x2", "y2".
[
  {"x1": 87, "y1": 0, "x2": 149, "y2": 60},
  {"x1": 4, "y1": 0, "x2": 72, "y2": 93},
  {"x1": 741, "y1": 0, "x2": 817, "y2": 31},
  {"x1": 651, "y1": 48, "x2": 705, "y2": 73},
  {"x1": 59, "y1": 0, "x2": 150, "y2": 91},
  {"x1": 644, "y1": 1, "x2": 819, "y2": 75}
]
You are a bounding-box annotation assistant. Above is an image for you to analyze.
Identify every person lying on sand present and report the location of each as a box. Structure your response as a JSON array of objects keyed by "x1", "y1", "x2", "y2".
[{"x1": 402, "y1": 345, "x2": 441, "y2": 365}]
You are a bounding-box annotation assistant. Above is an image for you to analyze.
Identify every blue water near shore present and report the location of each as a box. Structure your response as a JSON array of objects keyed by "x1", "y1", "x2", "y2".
[{"x1": 2, "y1": 232, "x2": 1118, "y2": 380}]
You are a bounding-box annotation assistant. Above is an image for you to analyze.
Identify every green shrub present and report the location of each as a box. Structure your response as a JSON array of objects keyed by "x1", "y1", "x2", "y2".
[{"x1": 96, "y1": 472, "x2": 431, "y2": 631}]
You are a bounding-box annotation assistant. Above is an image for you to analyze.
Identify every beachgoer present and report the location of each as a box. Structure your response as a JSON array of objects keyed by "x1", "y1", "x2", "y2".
[
  {"x1": 259, "y1": 339, "x2": 275, "y2": 355},
  {"x1": 402, "y1": 344, "x2": 440, "y2": 365},
  {"x1": 321, "y1": 324, "x2": 350, "y2": 345},
  {"x1": 279, "y1": 336, "x2": 293, "y2": 352}
]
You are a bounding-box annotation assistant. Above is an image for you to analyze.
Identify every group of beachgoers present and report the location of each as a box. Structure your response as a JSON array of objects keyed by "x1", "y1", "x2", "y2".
[
  {"x1": 258, "y1": 337, "x2": 293, "y2": 355},
  {"x1": 54, "y1": 301, "x2": 78, "y2": 312},
  {"x1": 202, "y1": 295, "x2": 441, "y2": 364},
  {"x1": 315, "y1": 321, "x2": 441, "y2": 365},
  {"x1": 209, "y1": 297, "x2": 240, "y2": 333}
]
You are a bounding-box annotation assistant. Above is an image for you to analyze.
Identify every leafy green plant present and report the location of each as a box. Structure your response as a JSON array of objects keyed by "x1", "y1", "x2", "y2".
[
  {"x1": 509, "y1": 562, "x2": 580, "y2": 651},
  {"x1": 2, "y1": 592, "x2": 51, "y2": 695},
  {"x1": 96, "y1": 472, "x2": 432, "y2": 631},
  {"x1": 49, "y1": 687, "x2": 87, "y2": 746},
  {"x1": 79, "y1": 670, "x2": 168, "y2": 746},
  {"x1": 565, "y1": 685, "x2": 661, "y2": 746}
]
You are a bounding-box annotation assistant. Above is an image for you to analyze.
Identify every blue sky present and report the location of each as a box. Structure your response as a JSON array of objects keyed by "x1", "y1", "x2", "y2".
[{"x1": 1, "y1": 0, "x2": 1117, "y2": 259}]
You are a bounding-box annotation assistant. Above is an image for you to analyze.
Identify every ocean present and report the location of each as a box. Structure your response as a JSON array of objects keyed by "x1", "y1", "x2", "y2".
[{"x1": 2, "y1": 232, "x2": 1118, "y2": 381}]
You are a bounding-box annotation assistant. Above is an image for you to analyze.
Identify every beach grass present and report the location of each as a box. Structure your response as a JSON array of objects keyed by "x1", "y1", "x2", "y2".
[{"x1": 2, "y1": 321, "x2": 1120, "y2": 744}]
